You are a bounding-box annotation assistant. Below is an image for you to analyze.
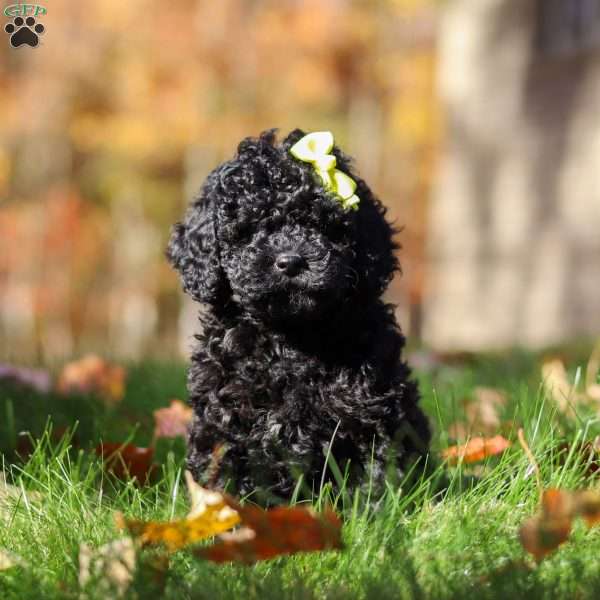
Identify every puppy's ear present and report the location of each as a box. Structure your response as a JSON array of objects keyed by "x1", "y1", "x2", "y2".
[
  {"x1": 166, "y1": 197, "x2": 229, "y2": 305},
  {"x1": 353, "y1": 183, "x2": 400, "y2": 299}
]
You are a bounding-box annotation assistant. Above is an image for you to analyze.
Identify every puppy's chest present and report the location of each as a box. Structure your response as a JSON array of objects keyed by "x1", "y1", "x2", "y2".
[
  {"x1": 189, "y1": 321, "x2": 400, "y2": 437},
  {"x1": 229, "y1": 332, "x2": 353, "y2": 389},
  {"x1": 197, "y1": 324, "x2": 377, "y2": 404}
]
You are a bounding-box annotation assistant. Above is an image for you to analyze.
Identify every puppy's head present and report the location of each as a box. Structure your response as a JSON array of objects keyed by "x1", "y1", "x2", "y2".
[{"x1": 167, "y1": 129, "x2": 398, "y2": 321}]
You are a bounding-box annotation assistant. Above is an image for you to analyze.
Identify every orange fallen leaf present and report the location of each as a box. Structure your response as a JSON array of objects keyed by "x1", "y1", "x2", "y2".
[
  {"x1": 517, "y1": 430, "x2": 600, "y2": 561},
  {"x1": 198, "y1": 502, "x2": 343, "y2": 564},
  {"x1": 118, "y1": 471, "x2": 342, "y2": 563},
  {"x1": 117, "y1": 472, "x2": 240, "y2": 551},
  {"x1": 96, "y1": 443, "x2": 156, "y2": 484},
  {"x1": 153, "y1": 399, "x2": 193, "y2": 440},
  {"x1": 58, "y1": 355, "x2": 126, "y2": 405},
  {"x1": 519, "y1": 514, "x2": 571, "y2": 562},
  {"x1": 442, "y1": 435, "x2": 511, "y2": 464},
  {"x1": 541, "y1": 488, "x2": 575, "y2": 519},
  {"x1": 574, "y1": 490, "x2": 600, "y2": 527},
  {"x1": 519, "y1": 489, "x2": 575, "y2": 561}
]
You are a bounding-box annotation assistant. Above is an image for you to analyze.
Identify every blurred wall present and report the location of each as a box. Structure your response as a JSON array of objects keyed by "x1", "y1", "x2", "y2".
[{"x1": 424, "y1": 0, "x2": 600, "y2": 350}]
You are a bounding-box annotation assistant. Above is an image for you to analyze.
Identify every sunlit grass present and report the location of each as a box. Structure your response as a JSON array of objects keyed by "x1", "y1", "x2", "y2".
[{"x1": 2, "y1": 350, "x2": 600, "y2": 599}]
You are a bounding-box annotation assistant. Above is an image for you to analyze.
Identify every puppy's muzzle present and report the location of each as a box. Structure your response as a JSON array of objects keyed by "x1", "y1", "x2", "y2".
[{"x1": 274, "y1": 252, "x2": 306, "y2": 277}]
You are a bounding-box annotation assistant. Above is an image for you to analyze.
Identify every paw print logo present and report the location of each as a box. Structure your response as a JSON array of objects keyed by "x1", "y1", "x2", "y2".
[{"x1": 4, "y1": 16, "x2": 45, "y2": 48}]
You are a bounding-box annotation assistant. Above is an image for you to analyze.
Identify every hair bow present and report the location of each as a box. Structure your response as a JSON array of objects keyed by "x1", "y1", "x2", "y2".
[{"x1": 289, "y1": 131, "x2": 360, "y2": 211}]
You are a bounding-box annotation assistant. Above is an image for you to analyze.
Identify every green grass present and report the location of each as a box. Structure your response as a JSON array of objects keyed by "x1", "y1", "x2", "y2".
[{"x1": 1, "y1": 348, "x2": 600, "y2": 599}]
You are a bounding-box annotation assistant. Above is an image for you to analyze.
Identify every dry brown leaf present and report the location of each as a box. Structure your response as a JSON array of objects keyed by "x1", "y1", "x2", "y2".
[
  {"x1": 57, "y1": 355, "x2": 126, "y2": 405},
  {"x1": 96, "y1": 442, "x2": 157, "y2": 484},
  {"x1": 446, "y1": 421, "x2": 469, "y2": 441},
  {"x1": 116, "y1": 471, "x2": 240, "y2": 551},
  {"x1": 574, "y1": 489, "x2": 600, "y2": 527},
  {"x1": 153, "y1": 399, "x2": 193, "y2": 440},
  {"x1": 447, "y1": 387, "x2": 508, "y2": 440},
  {"x1": 0, "y1": 549, "x2": 21, "y2": 570},
  {"x1": 541, "y1": 358, "x2": 585, "y2": 414},
  {"x1": 542, "y1": 347, "x2": 600, "y2": 412},
  {"x1": 520, "y1": 487, "x2": 600, "y2": 561},
  {"x1": 519, "y1": 488, "x2": 574, "y2": 561},
  {"x1": 442, "y1": 435, "x2": 511, "y2": 464},
  {"x1": 0, "y1": 472, "x2": 42, "y2": 521},
  {"x1": 586, "y1": 342, "x2": 600, "y2": 402},
  {"x1": 465, "y1": 387, "x2": 507, "y2": 433},
  {"x1": 118, "y1": 472, "x2": 342, "y2": 564},
  {"x1": 519, "y1": 514, "x2": 572, "y2": 562},
  {"x1": 588, "y1": 384, "x2": 600, "y2": 402},
  {"x1": 203, "y1": 443, "x2": 229, "y2": 488},
  {"x1": 554, "y1": 438, "x2": 600, "y2": 479},
  {"x1": 79, "y1": 537, "x2": 135, "y2": 598},
  {"x1": 541, "y1": 488, "x2": 575, "y2": 520},
  {"x1": 198, "y1": 503, "x2": 343, "y2": 564}
]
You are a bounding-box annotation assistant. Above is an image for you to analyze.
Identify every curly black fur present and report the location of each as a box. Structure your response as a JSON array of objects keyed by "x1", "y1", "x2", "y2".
[{"x1": 167, "y1": 128, "x2": 430, "y2": 500}]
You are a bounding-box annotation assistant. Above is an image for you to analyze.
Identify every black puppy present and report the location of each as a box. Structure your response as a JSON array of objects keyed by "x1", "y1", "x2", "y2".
[{"x1": 167, "y1": 129, "x2": 430, "y2": 499}]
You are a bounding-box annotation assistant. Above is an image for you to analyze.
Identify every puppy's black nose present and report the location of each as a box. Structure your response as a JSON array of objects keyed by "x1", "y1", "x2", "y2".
[{"x1": 275, "y1": 253, "x2": 306, "y2": 276}]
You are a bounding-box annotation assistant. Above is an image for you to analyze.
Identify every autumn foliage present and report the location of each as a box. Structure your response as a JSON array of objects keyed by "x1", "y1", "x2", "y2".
[
  {"x1": 2, "y1": 342, "x2": 600, "y2": 592},
  {"x1": 0, "y1": 0, "x2": 439, "y2": 363},
  {"x1": 95, "y1": 443, "x2": 157, "y2": 484},
  {"x1": 117, "y1": 471, "x2": 343, "y2": 565},
  {"x1": 442, "y1": 435, "x2": 511, "y2": 465},
  {"x1": 519, "y1": 488, "x2": 600, "y2": 561}
]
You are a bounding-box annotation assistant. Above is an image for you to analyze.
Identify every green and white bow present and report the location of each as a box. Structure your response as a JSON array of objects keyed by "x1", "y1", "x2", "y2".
[{"x1": 289, "y1": 131, "x2": 360, "y2": 211}]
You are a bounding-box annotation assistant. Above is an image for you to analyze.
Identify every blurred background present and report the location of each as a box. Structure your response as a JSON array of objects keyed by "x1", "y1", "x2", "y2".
[{"x1": 0, "y1": 0, "x2": 598, "y2": 364}]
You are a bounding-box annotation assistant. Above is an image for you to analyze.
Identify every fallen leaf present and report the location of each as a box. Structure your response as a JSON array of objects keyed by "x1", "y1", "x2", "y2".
[
  {"x1": 448, "y1": 387, "x2": 508, "y2": 440},
  {"x1": 466, "y1": 387, "x2": 506, "y2": 431},
  {"x1": 116, "y1": 471, "x2": 240, "y2": 551},
  {"x1": 79, "y1": 537, "x2": 135, "y2": 598},
  {"x1": 0, "y1": 471, "x2": 43, "y2": 521},
  {"x1": 574, "y1": 490, "x2": 600, "y2": 527},
  {"x1": 96, "y1": 443, "x2": 156, "y2": 483},
  {"x1": 203, "y1": 443, "x2": 229, "y2": 488},
  {"x1": 446, "y1": 421, "x2": 469, "y2": 441},
  {"x1": 519, "y1": 486, "x2": 600, "y2": 561},
  {"x1": 153, "y1": 399, "x2": 193, "y2": 440},
  {"x1": 57, "y1": 355, "x2": 126, "y2": 405},
  {"x1": 554, "y1": 438, "x2": 600, "y2": 478},
  {"x1": 586, "y1": 341, "x2": 600, "y2": 401},
  {"x1": 442, "y1": 435, "x2": 511, "y2": 464},
  {"x1": 541, "y1": 358, "x2": 585, "y2": 415},
  {"x1": 519, "y1": 514, "x2": 571, "y2": 562},
  {"x1": 541, "y1": 488, "x2": 575, "y2": 520},
  {"x1": 0, "y1": 364, "x2": 51, "y2": 393},
  {"x1": 588, "y1": 384, "x2": 600, "y2": 402},
  {"x1": 519, "y1": 489, "x2": 574, "y2": 561},
  {"x1": 198, "y1": 503, "x2": 343, "y2": 564},
  {"x1": 0, "y1": 549, "x2": 21, "y2": 570}
]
